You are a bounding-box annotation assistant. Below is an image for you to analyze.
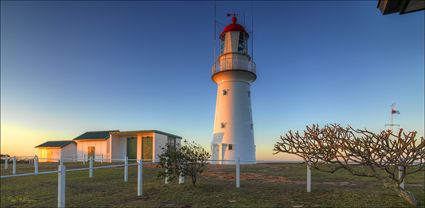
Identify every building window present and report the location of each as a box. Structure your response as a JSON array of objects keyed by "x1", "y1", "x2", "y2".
[
  {"x1": 220, "y1": 36, "x2": 225, "y2": 54},
  {"x1": 223, "y1": 89, "x2": 228, "y2": 96},
  {"x1": 221, "y1": 122, "x2": 226, "y2": 128},
  {"x1": 229, "y1": 144, "x2": 233, "y2": 150},
  {"x1": 167, "y1": 136, "x2": 176, "y2": 148},
  {"x1": 88, "y1": 146, "x2": 95, "y2": 159}
]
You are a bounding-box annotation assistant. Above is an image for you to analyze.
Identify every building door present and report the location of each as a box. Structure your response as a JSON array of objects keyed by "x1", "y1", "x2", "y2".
[
  {"x1": 142, "y1": 137, "x2": 153, "y2": 161},
  {"x1": 88, "y1": 146, "x2": 95, "y2": 160},
  {"x1": 127, "y1": 137, "x2": 137, "y2": 159}
]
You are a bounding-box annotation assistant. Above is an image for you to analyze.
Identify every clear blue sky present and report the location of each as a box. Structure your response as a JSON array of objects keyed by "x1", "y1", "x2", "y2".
[{"x1": 1, "y1": 1, "x2": 424, "y2": 159}]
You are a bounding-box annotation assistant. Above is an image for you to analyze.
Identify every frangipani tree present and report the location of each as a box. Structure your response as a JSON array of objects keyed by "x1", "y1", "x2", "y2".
[{"x1": 274, "y1": 124, "x2": 424, "y2": 206}]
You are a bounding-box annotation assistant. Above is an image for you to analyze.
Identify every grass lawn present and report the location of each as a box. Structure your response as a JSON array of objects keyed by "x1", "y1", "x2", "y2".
[{"x1": 1, "y1": 162, "x2": 424, "y2": 207}]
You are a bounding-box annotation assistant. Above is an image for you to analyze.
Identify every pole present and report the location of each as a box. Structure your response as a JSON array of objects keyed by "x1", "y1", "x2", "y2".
[
  {"x1": 179, "y1": 164, "x2": 185, "y2": 184},
  {"x1": 34, "y1": 155, "x2": 39, "y2": 175},
  {"x1": 307, "y1": 162, "x2": 311, "y2": 192},
  {"x1": 57, "y1": 164, "x2": 66, "y2": 208},
  {"x1": 137, "y1": 160, "x2": 143, "y2": 196},
  {"x1": 399, "y1": 166, "x2": 405, "y2": 189},
  {"x1": 251, "y1": 0, "x2": 254, "y2": 60},
  {"x1": 89, "y1": 156, "x2": 93, "y2": 178},
  {"x1": 124, "y1": 156, "x2": 128, "y2": 182},
  {"x1": 236, "y1": 157, "x2": 240, "y2": 188},
  {"x1": 4, "y1": 155, "x2": 8, "y2": 169},
  {"x1": 101, "y1": 154, "x2": 103, "y2": 164},
  {"x1": 83, "y1": 154, "x2": 85, "y2": 165},
  {"x1": 12, "y1": 156, "x2": 16, "y2": 175}
]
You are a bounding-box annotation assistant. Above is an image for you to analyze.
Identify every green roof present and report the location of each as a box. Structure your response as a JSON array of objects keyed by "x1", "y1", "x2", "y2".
[
  {"x1": 72, "y1": 130, "x2": 181, "y2": 141},
  {"x1": 73, "y1": 130, "x2": 119, "y2": 141},
  {"x1": 116, "y1": 130, "x2": 182, "y2": 139},
  {"x1": 35, "y1": 140, "x2": 76, "y2": 148},
  {"x1": 146, "y1": 130, "x2": 182, "y2": 139}
]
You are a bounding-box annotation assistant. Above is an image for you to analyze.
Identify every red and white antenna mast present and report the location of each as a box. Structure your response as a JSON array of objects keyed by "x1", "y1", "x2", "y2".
[{"x1": 385, "y1": 103, "x2": 400, "y2": 132}]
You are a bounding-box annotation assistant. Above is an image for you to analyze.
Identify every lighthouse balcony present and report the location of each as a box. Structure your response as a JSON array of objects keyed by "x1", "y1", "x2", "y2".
[{"x1": 212, "y1": 58, "x2": 256, "y2": 75}]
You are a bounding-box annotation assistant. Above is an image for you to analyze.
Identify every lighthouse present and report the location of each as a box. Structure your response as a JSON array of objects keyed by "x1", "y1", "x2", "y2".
[{"x1": 211, "y1": 14, "x2": 256, "y2": 164}]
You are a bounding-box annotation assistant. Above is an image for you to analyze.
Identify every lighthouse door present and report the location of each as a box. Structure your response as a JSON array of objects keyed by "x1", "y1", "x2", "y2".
[{"x1": 212, "y1": 144, "x2": 219, "y2": 162}]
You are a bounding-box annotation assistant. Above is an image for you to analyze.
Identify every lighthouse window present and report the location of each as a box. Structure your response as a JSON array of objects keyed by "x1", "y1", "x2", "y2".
[
  {"x1": 220, "y1": 38, "x2": 225, "y2": 54},
  {"x1": 238, "y1": 33, "x2": 246, "y2": 53},
  {"x1": 221, "y1": 122, "x2": 226, "y2": 128},
  {"x1": 228, "y1": 144, "x2": 233, "y2": 150},
  {"x1": 250, "y1": 124, "x2": 254, "y2": 130},
  {"x1": 223, "y1": 89, "x2": 228, "y2": 96},
  {"x1": 248, "y1": 91, "x2": 251, "y2": 97}
]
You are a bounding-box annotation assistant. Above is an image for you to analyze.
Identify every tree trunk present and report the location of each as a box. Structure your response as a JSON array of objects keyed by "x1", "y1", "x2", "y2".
[
  {"x1": 383, "y1": 180, "x2": 417, "y2": 207},
  {"x1": 396, "y1": 188, "x2": 417, "y2": 207},
  {"x1": 192, "y1": 174, "x2": 197, "y2": 185}
]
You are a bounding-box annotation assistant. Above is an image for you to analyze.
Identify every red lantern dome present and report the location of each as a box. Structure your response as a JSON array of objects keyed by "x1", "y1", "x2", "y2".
[{"x1": 220, "y1": 17, "x2": 248, "y2": 39}]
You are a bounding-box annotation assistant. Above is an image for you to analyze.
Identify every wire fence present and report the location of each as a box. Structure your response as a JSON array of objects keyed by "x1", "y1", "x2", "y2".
[{"x1": 0, "y1": 155, "x2": 414, "y2": 208}]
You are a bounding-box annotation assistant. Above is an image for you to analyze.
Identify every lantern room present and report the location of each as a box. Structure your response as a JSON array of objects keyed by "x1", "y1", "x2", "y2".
[
  {"x1": 212, "y1": 14, "x2": 256, "y2": 76},
  {"x1": 219, "y1": 16, "x2": 249, "y2": 55}
]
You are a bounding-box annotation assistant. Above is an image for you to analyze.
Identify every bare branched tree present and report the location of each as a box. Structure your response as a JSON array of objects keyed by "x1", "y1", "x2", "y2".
[{"x1": 274, "y1": 124, "x2": 424, "y2": 206}]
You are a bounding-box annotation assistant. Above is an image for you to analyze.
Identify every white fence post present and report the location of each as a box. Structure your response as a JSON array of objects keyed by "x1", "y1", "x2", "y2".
[
  {"x1": 165, "y1": 168, "x2": 169, "y2": 184},
  {"x1": 137, "y1": 160, "x2": 143, "y2": 196},
  {"x1": 4, "y1": 155, "x2": 8, "y2": 169},
  {"x1": 164, "y1": 158, "x2": 169, "y2": 184},
  {"x1": 60, "y1": 155, "x2": 64, "y2": 166},
  {"x1": 12, "y1": 156, "x2": 16, "y2": 175},
  {"x1": 34, "y1": 155, "x2": 39, "y2": 175},
  {"x1": 399, "y1": 166, "x2": 405, "y2": 189},
  {"x1": 307, "y1": 162, "x2": 311, "y2": 192},
  {"x1": 83, "y1": 154, "x2": 86, "y2": 165},
  {"x1": 124, "y1": 156, "x2": 128, "y2": 182},
  {"x1": 236, "y1": 157, "x2": 240, "y2": 188},
  {"x1": 57, "y1": 164, "x2": 66, "y2": 208},
  {"x1": 89, "y1": 156, "x2": 93, "y2": 178},
  {"x1": 101, "y1": 154, "x2": 103, "y2": 164},
  {"x1": 179, "y1": 171, "x2": 185, "y2": 184}
]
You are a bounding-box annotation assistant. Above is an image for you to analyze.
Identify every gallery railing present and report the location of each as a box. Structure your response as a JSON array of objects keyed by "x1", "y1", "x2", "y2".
[{"x1": 212, "y1": 58, "x2": 256, "y2": 75}]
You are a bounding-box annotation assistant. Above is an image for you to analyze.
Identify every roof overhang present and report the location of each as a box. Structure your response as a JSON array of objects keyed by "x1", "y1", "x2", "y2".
[
  {"x1": 36, "y1": 147, "x2": 61, "y2": 149},
  {"x1": 110, "y1": 130, "x2": 182, "y2": 139},
  {"x1": 378, "y1": 0, "x2": 425, "y2": 15},
  {"x1": 74, "y1": 138, "x2": 108, "y2": 142}
]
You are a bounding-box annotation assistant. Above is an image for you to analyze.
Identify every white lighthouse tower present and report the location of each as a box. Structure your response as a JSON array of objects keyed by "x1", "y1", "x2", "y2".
[{"x1": 211, "y1": 14, "x2": 256, "y2": 164}]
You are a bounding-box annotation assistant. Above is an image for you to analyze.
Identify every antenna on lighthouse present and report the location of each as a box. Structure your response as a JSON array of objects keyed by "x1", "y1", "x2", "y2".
[
  {"x1": 213, "y1": 1, "x2": 217, "y2": 66},
  {"x1": 251, "y1": 0, "x2": 254, "y2": 60}
]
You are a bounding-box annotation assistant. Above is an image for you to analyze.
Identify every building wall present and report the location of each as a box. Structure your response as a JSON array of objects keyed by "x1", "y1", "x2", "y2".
[
  {"x1": 37, "y1": 148, "x2": 61, "y2": 162},
  {"x1": 111, "y1": 135, "x2": 126, "y2": 161},
  {"x1": 76, "y1": 140, "x2": 108, "y2": 162},
  {"x1": 153, "y1": 133, "x2": 168, "y2": 162},
  {"x1": 61, "y1": 143, "x2": 77, "y2": 162},
  {"x1": 152, "y1": 133, "x2": 181, "y2": 162}
]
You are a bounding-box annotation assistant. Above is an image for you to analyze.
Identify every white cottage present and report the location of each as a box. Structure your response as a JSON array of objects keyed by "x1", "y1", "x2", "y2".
[
  {"x1": 73, "y1": 130, "x2": 182, "y2": 162},
  {"x1": 35, "y1": 140, "x2": 77, "y2": 162}
]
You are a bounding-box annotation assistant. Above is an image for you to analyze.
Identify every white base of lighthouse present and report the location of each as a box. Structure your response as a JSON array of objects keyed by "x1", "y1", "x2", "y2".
[{"x1": 211, "y1": 70, "x2": 256, "y2": 164}]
